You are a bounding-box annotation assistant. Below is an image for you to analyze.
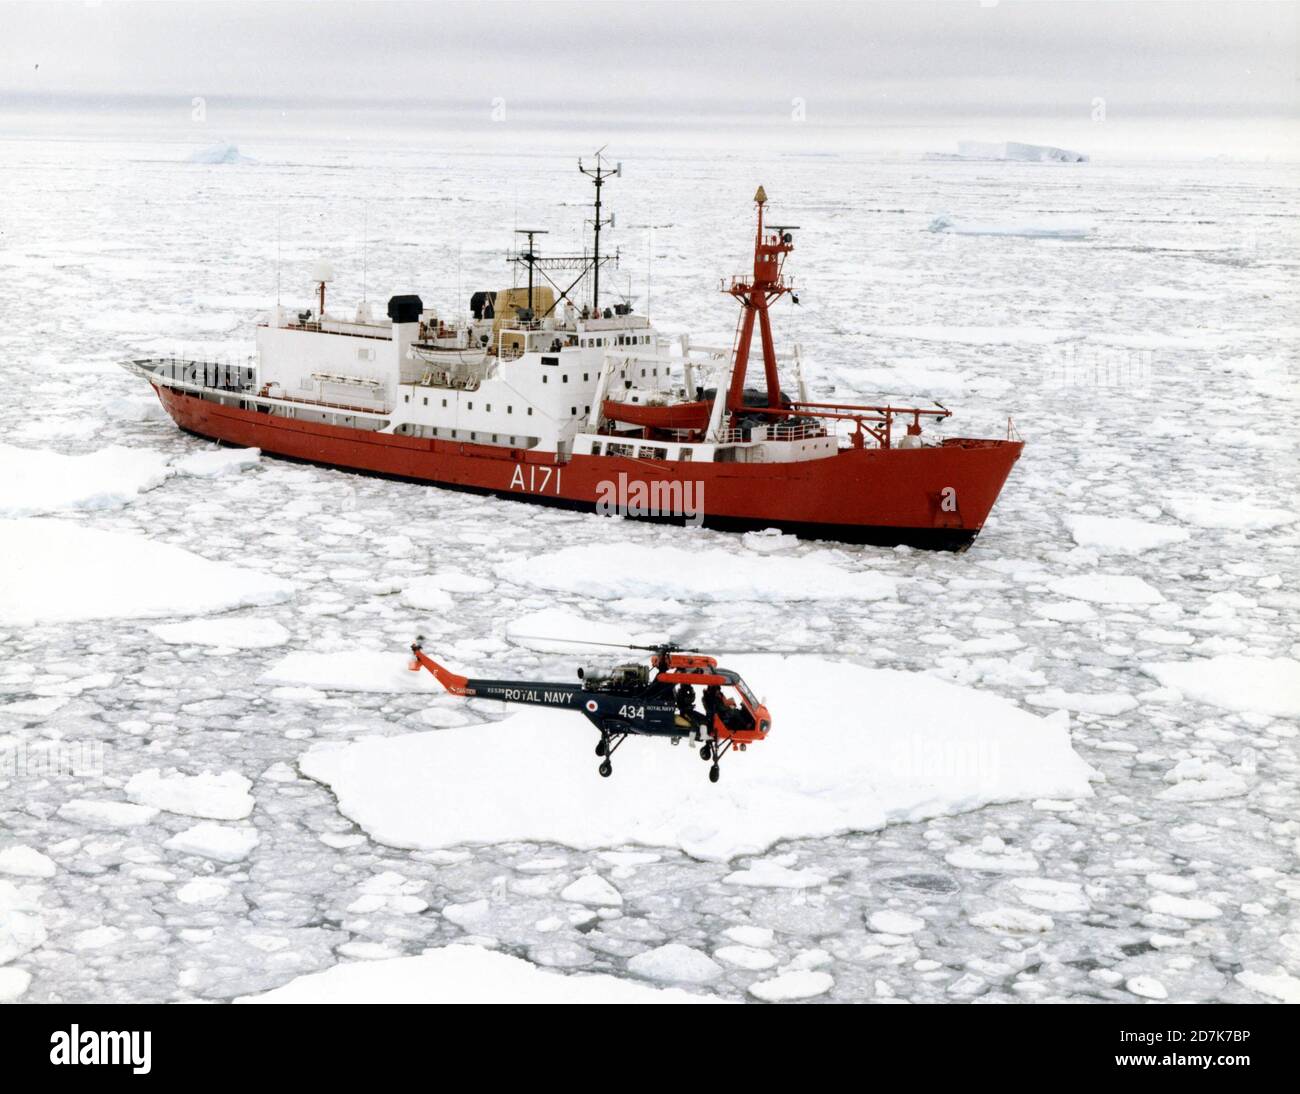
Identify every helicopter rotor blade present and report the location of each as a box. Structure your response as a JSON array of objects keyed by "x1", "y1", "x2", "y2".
[
  {"x1": 502, "y1": 634, "x2": 810, "y2": 658},
  {"x1": 504, "y1": 634, "x2": 696, "y2": 653}
]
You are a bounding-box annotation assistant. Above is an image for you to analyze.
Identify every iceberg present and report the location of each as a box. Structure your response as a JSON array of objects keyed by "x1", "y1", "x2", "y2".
[{"x1": 956, "y1": 140, "x2": 1088, "y2": 163}]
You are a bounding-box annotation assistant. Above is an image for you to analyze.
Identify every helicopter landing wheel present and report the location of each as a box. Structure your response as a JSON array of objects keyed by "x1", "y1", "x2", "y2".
[
  {"x1": 708, "y1": 764, "x2": 720, "y2": 784},
  {"x1": 599, "y1": 760, "x2": 613, "y2": 778},
  {"x1": 700, "y1": 743, "x2": 713, "y2": 761},
  {"x1": 595, "y1": 740, "x2": 607, "y2": 757}
]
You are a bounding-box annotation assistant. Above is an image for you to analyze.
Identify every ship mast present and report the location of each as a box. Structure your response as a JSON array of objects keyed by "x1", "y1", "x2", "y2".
[
  {"x1": 578, "y1": 150, "x2": 619, "y2": 311},
  {"x1": 724, "y1": 186, "x2": 797, "y2": 414}
]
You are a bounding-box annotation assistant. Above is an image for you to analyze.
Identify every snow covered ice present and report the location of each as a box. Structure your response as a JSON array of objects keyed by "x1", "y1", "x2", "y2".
[
  {"x1": 300, "y1": 657, "x2": 1094, "y2": 861},
  {"x1": 1, "y1": 128, "x2": 1298, "y2": 1005}
]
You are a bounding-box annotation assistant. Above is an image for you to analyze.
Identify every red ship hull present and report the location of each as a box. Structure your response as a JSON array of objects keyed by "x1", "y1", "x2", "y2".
[{"x1": 154, "y1": 385, "x2": 1023, "y2": 549}]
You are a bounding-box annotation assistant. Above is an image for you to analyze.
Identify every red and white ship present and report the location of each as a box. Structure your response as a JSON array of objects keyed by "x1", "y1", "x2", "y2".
[{"x1": 125, "y1": 161, "x2": 1022, "y2": 549}]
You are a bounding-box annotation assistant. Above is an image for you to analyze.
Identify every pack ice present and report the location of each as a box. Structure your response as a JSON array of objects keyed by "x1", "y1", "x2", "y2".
[
  {"x1": 0, "y1": 519, "x2": 293, "y2": 625},
  {"x1": 237, "y1": 944, "x2": 723, "y2": 1004},
  {"x1": 300, "y1": 655, "x2": 1095, "y2": 861}
]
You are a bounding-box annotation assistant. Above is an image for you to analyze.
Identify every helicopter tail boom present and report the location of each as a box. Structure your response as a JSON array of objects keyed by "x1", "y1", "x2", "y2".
[{"x1": 408, "y1": 640, "x2": 471, "y2": 696}]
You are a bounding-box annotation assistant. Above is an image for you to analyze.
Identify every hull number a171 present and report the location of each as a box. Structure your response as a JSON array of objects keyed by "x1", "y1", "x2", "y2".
[{"x1": 510, "y1": 464, "x2": 562, "y2": 494}]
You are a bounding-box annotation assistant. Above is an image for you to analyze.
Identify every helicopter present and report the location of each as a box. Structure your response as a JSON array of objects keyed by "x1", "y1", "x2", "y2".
[{"x1": 408, "y1": 636, "x2": 771, "y2": 783}]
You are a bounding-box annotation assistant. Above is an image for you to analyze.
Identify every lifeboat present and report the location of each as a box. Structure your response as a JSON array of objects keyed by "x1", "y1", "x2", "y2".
[{"x1": 601, "y1": 397, "x2": 712, "y2": 431}]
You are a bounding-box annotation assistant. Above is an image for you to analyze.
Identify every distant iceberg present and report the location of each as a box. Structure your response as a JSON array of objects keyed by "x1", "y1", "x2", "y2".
[
  {"x1": 928, "y1": 214, "x2": 1091, "y2": 240},
  {"x1": 187, "y1": 142, "x2": 256, "y2": 165},
  {"x1": 955, "y1": 140, "x2": 1088, "y2": 163}
]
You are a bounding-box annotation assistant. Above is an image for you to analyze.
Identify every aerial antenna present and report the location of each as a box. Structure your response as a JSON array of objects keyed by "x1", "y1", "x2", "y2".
[
  {"x1": 578, "y1": 147, "x2": 620, "y2": 310},
  {"x1": 513, "y1": 228, "x2": 548, "y2": 316},
  {"x1": 275, "y1": 205, "x2": 281, "y2": 310},
  {"x1": 646, "y1": 212, "x2": 653, "y2": 321}
]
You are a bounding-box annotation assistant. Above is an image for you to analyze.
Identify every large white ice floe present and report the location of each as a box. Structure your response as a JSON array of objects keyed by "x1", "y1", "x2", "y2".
[
  {"x1": 300, "y1": 655, "x2": 1095, "y2": 861},
  {"x1": 0, "y1": 519, "x2": 294, "y2": 625},
  {"x1": 237, "y1": 944, "x2": 722, "y2": 1003},
  {"x1": 1143, "y1": 656, "x2": 1300, "y2": 718},
  {"x1": 149, "y1": 618, "x2": 290, "y2": 649},
  {"x1": 1166, "y1": 496, "x2": 1298, "y2": 531},
  {"x1": 0, "y1": 444, "x2": 172, "y2": 516},
  {"x1": 1048, "y1": 574, "x2": 1164, "y2": 605},
  {"x1": 125, "y1": 769, "x2": 255, "y2": 821},
  {"x1": 495, "y1": 544, "x2": 896, "y2": 602},
  {"x1": 1064, "y1": 515, "x2": 1190, "y2": 554}
]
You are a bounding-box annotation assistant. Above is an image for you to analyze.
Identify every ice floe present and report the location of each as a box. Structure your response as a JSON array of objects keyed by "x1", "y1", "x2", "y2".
[
  {"x1": 0, "y1": 846, "x2": 57, "y2": 878},
  {"x1": 0, "y1": 520, "x2": 293, "y2": 625},
  {"x1": 495, "y1": 544, "x2": 896, "y2": 602},
  {"x1": 125, "y1": 769, "x2": 255, "y2": 821},
  {"x1": 55, "y1": 800, "x2": 159, "y2": 828},
  {"x1": 1166, "y1": 496, "x2": 1297, "y2": 531},
  {"x1": 627, "y1": 943, "x2": 721, "y2": 983},
  {"x1": 749, "y1": 970, "x2": 834, "y2": 1001},
  {"x1": 1144, "y1": 656, "x2": 1300, "y2": 718},
  {"x1": 0, "y1": 444, "x2": 172, "y2": 516},
  {"x1": 300, "y1": 655, "x2": 1094, "y2": 861},
  {"x1": 1048, "y1": 574, "x2": 1164, "y2": 605},
  {"x1": 149, "y1": 618, "x2": 290, "y2": 649},
  {"x1": 0, "y1": 880, "x2": 46, "y2": 964},
  {"x1": 172, "y1": 446, "x2": 261, "y2": 478},
  {"x1": 1158, "y1": 757, "x2": 1250, "y2": 802},
  {"x1": 163, "y1": 823, "x2": 261, "y2": 863},
  {"x1": 238, "y1": 944, "x2": 720, "y2": 1003},
  {"x1": 1064, "y1": 515, "x2": 1190, "y2": 554},
  {"x1": 1234, "y1": 968, "x2": 1300, "y2": 1004}
]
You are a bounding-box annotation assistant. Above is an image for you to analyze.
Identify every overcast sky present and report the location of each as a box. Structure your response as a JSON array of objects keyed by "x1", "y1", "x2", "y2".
[{"x1": 2, "y1": 0, "x2": 1296, "y2": 122}]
